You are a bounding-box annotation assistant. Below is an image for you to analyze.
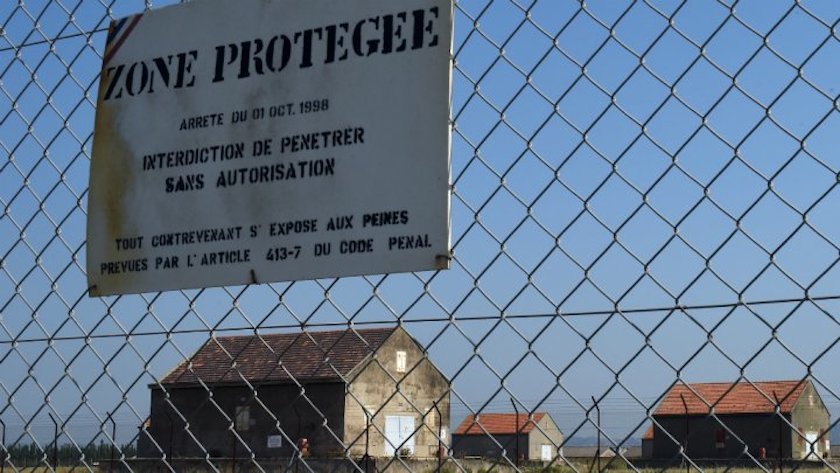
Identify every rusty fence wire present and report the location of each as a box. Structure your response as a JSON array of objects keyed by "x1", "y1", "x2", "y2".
[{"x1": 3, "y1": 0, "x2": 840, "y2": 472}]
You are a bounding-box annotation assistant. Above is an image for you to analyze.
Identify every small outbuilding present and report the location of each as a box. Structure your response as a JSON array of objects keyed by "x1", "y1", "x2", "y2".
[
  {"x1": 651, "y1": 379, "x2": 829, "y2": 460},
  {"x1": 452, "y1": 412, "x2": 563, "y2": 462},
  {"x1": 138, "y1": 326, "x2": 450, "y2": 460},
  {"x1": 641, "y1": 425, "x2": 653, "y2": 459}
]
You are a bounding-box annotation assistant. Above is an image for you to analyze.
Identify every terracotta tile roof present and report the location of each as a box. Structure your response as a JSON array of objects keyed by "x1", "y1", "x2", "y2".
[
  {"x1": 160, "y1": 327, "x2": 396, "y2": 386},
  {"x1": 642, "y1": 425, "x2": 654, "y2": 440},
  {"x1": 454, "y1": 412, "x2": 546, "y2": 436},
  {"x1": 654, "y1": 380, "x2": 809, "y2": 416}
]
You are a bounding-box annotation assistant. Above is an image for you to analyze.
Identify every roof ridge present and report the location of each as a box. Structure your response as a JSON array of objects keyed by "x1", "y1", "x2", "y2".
[
  {"x1": 654, "y1": 379, "x2": 811, "y2": 417},
  {"x1": 208, "y1": 326, "x2": 397, "y2": 342},
  {"x1": 158, "y1": 326, "x2": 399, "y2": 386},
  {"x1": 679, "y1": 379, "x2": 806, "y2": 387},
  {"x1": 454, "y1": 412, "x2": 552, "y2": 435}
]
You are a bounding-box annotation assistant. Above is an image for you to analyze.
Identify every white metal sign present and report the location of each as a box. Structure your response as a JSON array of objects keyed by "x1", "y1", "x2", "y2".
[
  {"x1": 87, "y1": 0, "x2": 452, "y2": 296},
  {"x1": 267, "y1": 435, "x2": 283, "y2": 449}
]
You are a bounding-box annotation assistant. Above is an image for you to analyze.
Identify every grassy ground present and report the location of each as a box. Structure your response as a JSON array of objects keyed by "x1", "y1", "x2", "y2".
[
  {"x1": 15, "y1": 469, "x2": 93, "y2": 473},
  {"x1": 521, "y1": 466, "x2": 832, "y2": 473},
  {"x1": 427, "y1": 462, "x2": 836, "y2": 473},
  {"x1": 13, "y1": 461, "x2": 836, "y2": 473}
]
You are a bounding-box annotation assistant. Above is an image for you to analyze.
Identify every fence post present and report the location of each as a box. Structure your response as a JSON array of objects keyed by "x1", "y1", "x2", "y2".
[
  {"x1": 163, "y1": 407, "x2": 174, "y2": 464},
  {"x1": 510, "y1": 398, "x2": 519, "y2": 469},
  {"x1": 105, "y1": 410, "x2": 116, "y2": 467},
  {"x1": 231, "y1": 406, "x2": 237, "y2": 473},
  {"x1": 433, "y1": 400, "x2": 442, "y2": 473},
  {"x1": 365, "y1": 408, "x2": 371, "y2": 473},
  {"x1": 1, "y1": 418, "x2": 5, "y2": 473},
  {"x1": 680, "y1": 394, "x2": 689, "y2": 473},
  {"x1": 293, "y1": 403, "x2": 302, "y2": 473},
  {"x1": 47, "y1": 413, "x2": 58, "y2": 469},
  {"x1": 773, "y1": 391, "x2": 783, "y2": 473},
  {"x1": 591, "y1": 397, "x2": 600, "y2": 473}
]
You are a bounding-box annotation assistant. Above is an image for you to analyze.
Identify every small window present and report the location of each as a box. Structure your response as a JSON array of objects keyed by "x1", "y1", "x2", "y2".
[
  {"x1": 396, "y1": 350, "x2": 407, "y2": 373},
  {"x1": 235, "y1": 406, "x2": 250, "y2": 431}
]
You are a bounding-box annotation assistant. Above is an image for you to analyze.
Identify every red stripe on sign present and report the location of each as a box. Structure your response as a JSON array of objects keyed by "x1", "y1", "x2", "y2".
[{"x1": 104, "y1": 14, "x2": 142, "y2": 66}]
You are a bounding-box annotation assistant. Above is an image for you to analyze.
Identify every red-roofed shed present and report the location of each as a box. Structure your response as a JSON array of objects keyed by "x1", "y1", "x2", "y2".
[
  {"x1": 650, "y1": 379, "x2": 829, "y2": 460},
  {"x1": 452, "y1": 412, "x2": 563, "y2": 462},
  {"x1": 641, "y1": 425, "x2": 654, "y2": 459}
]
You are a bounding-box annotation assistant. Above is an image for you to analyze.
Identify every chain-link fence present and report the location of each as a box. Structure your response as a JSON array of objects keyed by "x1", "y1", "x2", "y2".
[{"x1": 3, "y1": 0, "x2": 840, "y2": 471}]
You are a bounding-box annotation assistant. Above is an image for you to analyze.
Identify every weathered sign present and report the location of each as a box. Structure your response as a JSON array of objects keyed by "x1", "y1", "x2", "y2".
[
  {"x1": 266, "y1": 435, "x2": 283, "y2": 449},
  {"x1": 87, "y1": 0, "x2": 452, "y2": 296}
]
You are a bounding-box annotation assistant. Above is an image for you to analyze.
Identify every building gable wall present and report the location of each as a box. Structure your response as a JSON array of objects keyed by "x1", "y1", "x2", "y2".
[
  {"x1": 344, "y1": 328, "x2": 450, "y2": 459},
  {"x1": 528, "y1": 414, "x2": 563, "y2": 461},
  {"x1": 790, "y1": 382, "x2": 830, "y2": 460}
]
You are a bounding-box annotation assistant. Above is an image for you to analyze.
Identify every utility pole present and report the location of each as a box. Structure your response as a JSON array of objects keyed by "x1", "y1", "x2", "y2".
[
  {"x1": 510, "y1": 398, "x2": 519, "y2": 468},
  {"x1": 592, "y1": 396, "x2": 600, "y2": 473},
  {"x1": 680, "y1": 394, "x2": 689, "y2": 473}
]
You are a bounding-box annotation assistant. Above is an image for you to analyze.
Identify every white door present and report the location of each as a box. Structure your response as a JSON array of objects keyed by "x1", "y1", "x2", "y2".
[
  {"x1": 400, "y1": 416, "x2": 416, "y2": 455},
  {"x1": 541, "y1": 444, "x2": 553, "y2": 461},
  {"x1": 803, "y1": 432, "x2": 820, "y2": 460},
  {"x1": 385, "y1": 416, "x2": 400, "y2": 456},
  {"x1": 384, "y1": 415, "x2": 415, "y2": 456}
]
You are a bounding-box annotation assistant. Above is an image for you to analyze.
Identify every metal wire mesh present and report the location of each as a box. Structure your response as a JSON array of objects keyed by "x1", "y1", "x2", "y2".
[{"x1": 2, "y1": 0, "x2": 840, "y2": 471}]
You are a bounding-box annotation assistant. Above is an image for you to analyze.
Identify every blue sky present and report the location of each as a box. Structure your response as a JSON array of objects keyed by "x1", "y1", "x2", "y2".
[{"x1": 2, "y1": 0, "x2": 840, "y2": 458}]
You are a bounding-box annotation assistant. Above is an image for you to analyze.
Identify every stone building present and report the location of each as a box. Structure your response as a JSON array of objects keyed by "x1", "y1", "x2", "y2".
[
  {"x1": 650, "y1": 379, "x2": 829, "y2": 460},
  {"x1": 451, "y1": 412, "x2": 563, "y2": 463},
  {"x1": 138, "y1": 326, "x2": 450, "y2": 460}
]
